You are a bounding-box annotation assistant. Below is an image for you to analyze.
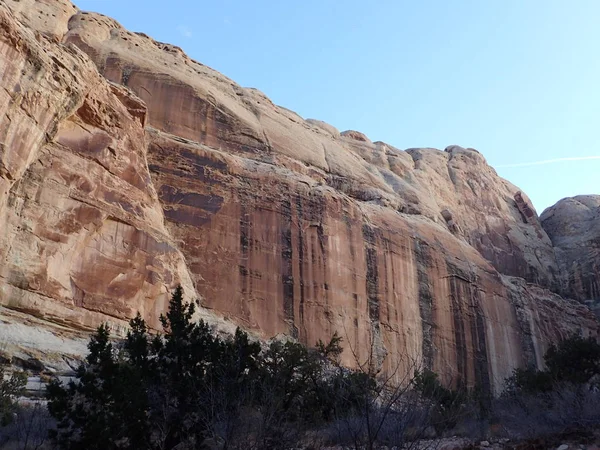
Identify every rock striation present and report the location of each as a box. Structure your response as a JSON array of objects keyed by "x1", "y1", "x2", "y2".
[
  {"x1": 541, "y1": 195, "x2": 600, "y2": 313},
  {"x1": 0, "y1": 0, "x2": 598, "y2": 393}
]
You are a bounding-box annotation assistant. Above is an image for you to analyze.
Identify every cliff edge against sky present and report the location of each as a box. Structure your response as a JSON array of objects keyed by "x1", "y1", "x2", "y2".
[{"x1": 0, "y1": 0, "x2": 598, "y2": 394}]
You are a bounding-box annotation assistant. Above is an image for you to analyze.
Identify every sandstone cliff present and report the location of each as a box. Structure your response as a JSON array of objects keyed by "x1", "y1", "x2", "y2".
[
  {"x1": 0, "y1": 0, "x2": 598, "y2": 393},
  {"x1": 541, "y1": 195, "x2": 600, "y2": 313}
]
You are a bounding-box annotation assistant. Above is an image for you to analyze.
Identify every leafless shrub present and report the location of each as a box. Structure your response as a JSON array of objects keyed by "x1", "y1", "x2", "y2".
[
  {"x1": 320, "y1": 326, "x2": 454, "y2": 450},
  {"x1": 0, "y1": 400, "x2": 54, "y2": 450},
  {"x1": 197, "y1": 377, "x2": 304, "y2": 450},
  {"x1": 493, "y1": 382, "x2": 600, "y2": 440}
]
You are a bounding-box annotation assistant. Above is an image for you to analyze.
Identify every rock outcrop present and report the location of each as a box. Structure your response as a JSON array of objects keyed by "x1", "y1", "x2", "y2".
[
  {"x1": 541, "y1": 195, "x2": 600, "y2": 312},
  {"x1": 0, "y1": 0, "x2": 597, "y2": 393}
]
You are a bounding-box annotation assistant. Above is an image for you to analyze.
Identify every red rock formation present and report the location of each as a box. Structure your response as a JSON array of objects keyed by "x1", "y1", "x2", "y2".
[{"x1": 0, "y1": 0, "x2": 597, "y2": 394}]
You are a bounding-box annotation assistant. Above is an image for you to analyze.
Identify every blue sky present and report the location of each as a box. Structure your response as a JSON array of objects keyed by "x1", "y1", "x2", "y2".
[{"x1": 75, "y1": 0, "x2": 599, "y2": 213}]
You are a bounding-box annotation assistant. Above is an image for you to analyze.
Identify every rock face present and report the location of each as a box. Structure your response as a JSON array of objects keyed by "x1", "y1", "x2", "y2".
[
  {"x1": 0, "y1": 0, "x2": 598, "y2": 393},
  {"x1": 541, "y1": 195, "x2": 600, "y2": 311}
]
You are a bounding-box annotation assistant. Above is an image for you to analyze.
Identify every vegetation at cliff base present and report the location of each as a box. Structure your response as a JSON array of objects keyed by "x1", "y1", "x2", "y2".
[
  {"x1": 496, "y1": 334, "x2": 600, "y2": 440},
  {"x1": 3, "y1": 286, "x2": 599, "y2": 449},
  {"x1": 504, "y1": 334, "x2": 600, "y2": 395},
  {"x1": 0, "y1": 366, "x2": 26, "y2": 426},
  {"x1": 46, "y1": 286, "x2": 449, "y2": 450}
]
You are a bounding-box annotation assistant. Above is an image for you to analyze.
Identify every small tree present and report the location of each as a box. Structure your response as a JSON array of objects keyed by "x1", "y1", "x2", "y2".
[
  {"x1": 503, "y1": 334, "x2": 600, "y2": 396},
  {"x1": 47, "y1": 323, "x2": 151, "y2": 450},
  {"x1": 325, "y1": 326, "x2": 445, "y2": 450},
  {"x1": 412, "y1": 368, "x2": 468, "y2": 433},
  {"x1": 545, "y1": 335, "x2": 600, "y2": 384},
  {"x1": 50, "y1": 286, "x2": 452, "y2": 449},
  {"x1": 0, "y1": 365, "x2": 26, "y2": 426},
  {"x1": 503, "y1": 367, "x2": 554, "y2": 395},
  {"x1": 496, "y1": 334, "x2": 600, "y2": 440},
  {"x1": 47, "y1": 287, "x2": 272, "y2": 450}
]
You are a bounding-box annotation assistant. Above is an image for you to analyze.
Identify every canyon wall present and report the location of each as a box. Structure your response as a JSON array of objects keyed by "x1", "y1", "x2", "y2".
[
  {"x1": 541, "y1": 195, "x2": 600, "y2": 314},
  {"x1": 0, "y1": 0, "x2": 598, "y2": 393}
]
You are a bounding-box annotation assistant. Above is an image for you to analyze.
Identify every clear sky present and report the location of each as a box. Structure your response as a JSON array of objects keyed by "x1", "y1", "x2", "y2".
[{"x1": 75, "y1": 0, "x2": 599, "y2": 213}]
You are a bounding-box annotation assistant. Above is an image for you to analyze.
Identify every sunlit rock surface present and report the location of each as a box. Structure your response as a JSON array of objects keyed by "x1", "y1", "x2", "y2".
[{"x1": 0, "y1": 0, "x2": 597, "y2": 393}]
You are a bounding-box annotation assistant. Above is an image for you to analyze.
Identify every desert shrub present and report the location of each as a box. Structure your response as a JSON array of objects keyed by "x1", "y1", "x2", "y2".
[
  {"x1": 494, "y1": 383, "x2": 600, "y2": 439},
  {"x1": 46, "y1": 287, "x2": 355, "y2": 450},
  {"x1": 47, "y1": 322, "x2": 152, "y2": 449},
  {"x1": 503, "y1": 334, "x2": 600, "y2": 396},
  {"x1": 48, "y1": 286, "x2": 472, "y2": 449},
  {"x1": 322, "y1": 346, "x2": 455, "y2": 450},
  {"x1": 0, "y1": 400, "x2": 54, "y2": 449},
  {"x1": 1, "y1": 365, "x2": 27, "y2": 426},
  {"x1": 495, "y1": 334, "x2": 600, "y2": 440},
  {"x1": 544, "y1": 334, "x2": 600, "y2": 384},
  {"x1": 503, "y1": 367, "x2": 555, "y2": 395},
  {"x1": 413, "y1": 368, "x2": 467, "y2": 433}
]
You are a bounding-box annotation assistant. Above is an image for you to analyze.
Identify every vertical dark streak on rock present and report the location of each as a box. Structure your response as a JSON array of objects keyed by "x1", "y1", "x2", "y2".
[
  {"x1": 414, "y1": 239, "x2": 434, "y2": 370},
  {"x1": 344, "y1": 214, "x2": 356, "y2": 260},
  {"x1": 295, "y1": 195, "x2": 305, "y2": 334},
  {"x1": 363, "y1": 224, "x2": 380, "y2": 323},
  {"x1": 448, "y1": 274, "x2": 468, "y2": 388},
  {"x1": 507, "y1": 289, "x2": 538, "y2": 368},
  {"x1": 382, "y1": 238, "x2": 390, "y2": 325},
  {"x1": 345, "y1": 214, "x2": 361, "y2": 356},
  {"x1": 470, "y1": 287, "x2": 491, "y2": 398},
  {"x1": 281, "y1": 199, "x2": 297, "y2": 338},
  {"x1": 446, "y1": 262, "x2": 491, "y2": 392},
  {"x1": 315, "y1": 197, "x2": 328, "y2": 312},
  {"x1": 239, "y1": 203, "x2": 251, "y2": 320}
]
